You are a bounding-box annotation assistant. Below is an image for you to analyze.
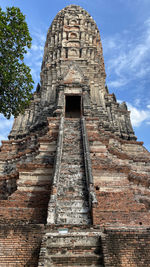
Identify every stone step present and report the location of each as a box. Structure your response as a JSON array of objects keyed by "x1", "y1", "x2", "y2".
[
  {"x1": 58, "y1": 182, "x2": 87, "y2": 188},
  {"x1": 59, "y1": 175, "x2": 85, "y2": 180},
  {"x1": 64, "y1": 135, "x2": 81, "y2": 138},
  {"x1": 57, "y1": 186, "x2": 88, "y2": 194},
  {"x1": 58, "y1": 191, "x2": 88, "y2": 200},
  {"x1": 64, "y1": 130, "x2": 81, "y2": 134},
  {"x1": 59, "y1": 172, "x2": 84, "y2": 177},
  {"x1": 64, "y1": 134, "x2": 81, "y2": 137},
  {"x1": 57, "y1": 195, "x2": 88, "y2": 202},
  {"x1": 64, "y1": 127, "x2": 81, "y2": 130},
  {"x1": 56, "y1": 214, "x2": 91, "y2": 225},
  {"x1": 47, "y1": 247, "x2": 101, "y2": 256},
  {"x1": 57, "y1": 197, "x2": 88, "y2": 203},
  {"x1": 61, "y1": 156, "x2": 83, "y2": 162},
  {"x1": 57, "y1": 179, "x2": 87, "y2": 185},
  {"x1": 57, "y1": 191, "x2": 88, "y2": 198},
  {"x1": 56, "y1": 206, "x2": 90, "y2": 213},
  {"x1": 59, "y1": 172, "x2": 86, "y2": 179},
  {"x1": 63, "y1": 131, "x2": 81, "y2": 135},
  {"x1": 63, "y1": 145, "x2": 83, "y2": 150},
  {"x1": 64, "y1": 129, "x2": 81, "y2": 133},
  {"x1": 45, "y1": 255, "x2": 103, "y2": 266},
  {"x1": 60, "y1": 165, "x2": 84, "y2": 171},
  {"x1": 63, "y1": 140, "x2": 82, "y2": 143},
  {"x1": 47, "y1": 242, "x2": 101, "y2": 250},
  {"x1": 64, "y1": 118, "x2": 81, "y2": 121},
  {"x1": 63, "y1": 142, "x2": 82, "y2": 145},
  {"x1": 56, "y1": 211, "x2": 91, "y2": 218},
  {"x1": 58, "y1": 174, "x2": 86, "y2": 179},
  {"x1": 46, "y1": 233, "x2": 100, "y2": 246},
  {"x1": 64, "y1": 126, "x2": 81, "y2": 129},
  {"x1": 63, "y1": 139, "x2": 82, "y2": 143},
  {"x1": 60, "y1": 166, "x2": 84, "y2": 172},
  {"x1": 62, "y1": 152, "x2": 83, "y2": 157},
  {"x1": 58, "y1": 200, "x2": 89, "y2": 208},
  {"x1": 62, "y1": 155, "x2": 82, "y2": 159},
  {"x1": 60, "y1": 170, "x2": 84, "y2": 175},
  {"x1": 64, "y1": 131, "x2": 81, "y2": 135},
  {"x1": 64, "y1": 123, "x2": 81, "y2": 127},
  {"x1": 57, "y1": 181, "x2": 87, "y2": 188},
  {"x1": 45, "y1": 263, "x2": 103, "y2": 267},
  {"x1": 62, "y1": 152, "x2": 84, "y2": 157},
  {"x1": 58, "y1": 173, "x2": 86, "y2": 179},
  {"x1": 63, "y1": 142, "x2": 82, "y2": 146},
  {"x1": 64, "y1": 119, "x2": 81, "y2": 122},
  {"x1": 62, "y1": 148, "x2": 83, "y2": 154},
  {"x1": 59, "y1": 171, "x2": 85, "y2": 176},
  {"x1": 60, "y1": 170, "x2": 85, "y2": 175},
  {"x1": 64, "y1": 133, "x2": 81, "y2": 136},
  {"x1": 61, "y1": 162, "x2": 84, "y2": 167}
]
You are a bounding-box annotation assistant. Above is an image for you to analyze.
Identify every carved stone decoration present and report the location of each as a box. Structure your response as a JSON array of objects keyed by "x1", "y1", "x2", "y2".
[{"x1": 63, "y1": 64, "x2": 84, "y2": 83}]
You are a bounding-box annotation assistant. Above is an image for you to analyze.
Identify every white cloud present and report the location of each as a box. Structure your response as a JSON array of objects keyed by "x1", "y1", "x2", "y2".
[
  {"x1": 127, "y1": 102, "x2": 150, "y2": 127},
  {"x1": 108, "y1": 79, "x2": 127, "y2": 88},
  {"x1": 134, "y1": 98, "x2": 141, "y2": 107},
  {"x1": 102, "y1": 37, "x2": 117, "y2": 53},
  {"x1": 103, "y1": 17, "x2": 150, "y2": 88},
  {"x1": 31, "y1": 44, "x2": 44, "y2": 51}
]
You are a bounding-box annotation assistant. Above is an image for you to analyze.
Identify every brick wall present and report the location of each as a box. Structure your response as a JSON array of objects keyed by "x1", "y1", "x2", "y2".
[
  {"x1": 0, "y1": 188, "x2": 51, "y2": 224},
  {"x1": 102, "y1": 228, "x2": 150, "y2": 267},
  {"x1": 92, "y1": 188, "x2": 149, "y2": 226},
  {"x1": 0, "y1": 224, "x2": 44, "y2": 266}
]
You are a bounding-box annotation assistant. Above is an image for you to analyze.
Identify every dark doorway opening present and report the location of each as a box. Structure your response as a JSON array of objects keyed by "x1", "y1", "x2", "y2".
[{"x1": 65, "y1": 95, "x2": 81, "y2": 118}]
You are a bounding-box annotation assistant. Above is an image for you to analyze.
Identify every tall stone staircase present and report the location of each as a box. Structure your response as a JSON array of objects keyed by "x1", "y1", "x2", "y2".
[
  {"x1": 56, "y1": 118, "x2": 91, "y2": 225},
  {"x1": 38, "y1": 118, "x2": 105, "y2": 266}
]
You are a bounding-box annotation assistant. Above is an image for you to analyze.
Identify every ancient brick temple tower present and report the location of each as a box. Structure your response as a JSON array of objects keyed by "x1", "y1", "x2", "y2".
[{"x1": 0, "y1": 5, "x2": 150, "y2": 267}]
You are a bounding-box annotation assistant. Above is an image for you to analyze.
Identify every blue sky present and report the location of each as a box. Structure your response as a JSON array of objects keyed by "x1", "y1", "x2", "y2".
[{"x1": 0, "y1": 0, "x2": 150, "y2": 151}]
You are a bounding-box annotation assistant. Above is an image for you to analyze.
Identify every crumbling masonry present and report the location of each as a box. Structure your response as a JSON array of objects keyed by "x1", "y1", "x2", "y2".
[{"x1": 0, "y1": 5, "x2": 150, "y2": 267}]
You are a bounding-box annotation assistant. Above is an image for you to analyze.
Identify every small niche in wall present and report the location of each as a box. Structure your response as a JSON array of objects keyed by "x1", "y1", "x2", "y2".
[
  {"x1": 69, "y1": 48, "x2": 79, "y2": 58},
  {"x1": 70, "y1": 32, "x2": 78, "y2": 39},
  {"x1": 70, "y1": 19, "x2": 78, "y2": 25}
]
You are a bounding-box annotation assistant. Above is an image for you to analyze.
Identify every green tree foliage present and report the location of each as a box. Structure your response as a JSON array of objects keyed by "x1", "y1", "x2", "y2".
[{"x1": 0, "y1": 6, "x2": 34, "y2": 119}]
